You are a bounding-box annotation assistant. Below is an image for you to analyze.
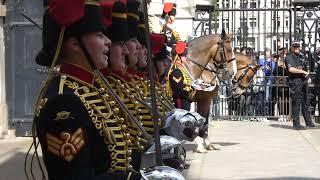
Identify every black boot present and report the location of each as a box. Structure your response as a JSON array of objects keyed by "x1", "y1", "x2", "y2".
[{"x1": 293, "y1": 125, "x2": 306, "y2": 130}]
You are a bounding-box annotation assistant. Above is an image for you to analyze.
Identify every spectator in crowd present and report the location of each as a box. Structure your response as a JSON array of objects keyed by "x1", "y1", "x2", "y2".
[
  {"x1": 259, "y1": 48, "x2": 276, "y2": 116},
  {"x1": 241, "y1": 46, "x2": 247, "y2": 55},
  {"x1": 253, "y1": 56, "x2": 267, "y2": 120},
  {"x1": 274, "y1": 48, "x2": 290, "y2": 120}
]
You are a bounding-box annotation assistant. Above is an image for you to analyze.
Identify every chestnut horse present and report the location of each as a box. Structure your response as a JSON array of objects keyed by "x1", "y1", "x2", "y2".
[{"x1": 187, "y1": 52, "x2": 260, "y2": 152}]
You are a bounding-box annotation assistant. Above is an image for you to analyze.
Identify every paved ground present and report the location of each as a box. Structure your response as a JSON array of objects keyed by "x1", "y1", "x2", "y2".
[
  {"x1": 1, "y1": 121, "x2": 320, "y2": 180},
  {"x1": 184, "y1": 121, "x2": 320, "y2": 180}
]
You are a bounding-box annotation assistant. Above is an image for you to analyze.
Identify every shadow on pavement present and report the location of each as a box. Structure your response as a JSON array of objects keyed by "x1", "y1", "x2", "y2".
[
  {"x1": 212, "y1": 142, "x2": 240, "y2": 146},
  {"x1": 269, "y1": 124, "x2": 294, "y2": 130},
  {"x1": 0, "y1": 151, "x2": 47, "y2": 180},
  {"x1": 243, "y1": 177, "x2": 320, "y2": 180},
  {"x1": 269, "y1": 124, "x2": 320, "y2": 130},
  {"x1": 183, "y1": 141, "x2": 239, "y2": 152}
]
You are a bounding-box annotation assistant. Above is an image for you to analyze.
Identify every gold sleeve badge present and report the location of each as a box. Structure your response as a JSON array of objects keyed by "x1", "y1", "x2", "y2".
[{"x1": 46, "y1": 128, "x2": 85, "y2": 162}]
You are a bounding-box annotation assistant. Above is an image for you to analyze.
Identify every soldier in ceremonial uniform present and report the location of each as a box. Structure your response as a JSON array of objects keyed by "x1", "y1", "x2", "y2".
[
  {"x1": 161, "y1": 0, "x2": 180, "y2": 48},
  {"x1": 34, "y1": 1, "x2": 142, "y2": 179},
  {"x1": 286, "y1": 41, "x2": 317, "y2": 130},
  {"x1": 100, "y1": 0, "x2": 159, "y2": 138},
  {"x1": 167, "y1": 42, "x2": 194, "y2": 111}
]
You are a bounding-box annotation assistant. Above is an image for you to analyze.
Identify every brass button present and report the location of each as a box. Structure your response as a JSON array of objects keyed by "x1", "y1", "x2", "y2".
[
  {"x1": 127, "y1": 150, "x2": 132, "y2": 155},
  {"x1": 98, "y1": 88, "x2": 105, "y2": 93},
  {"x1": 119, "y1": 118, "x2": 125, "y2": 123},
  {"x1": 109, "y1": 101, "x2": 115, "y2": 106}
]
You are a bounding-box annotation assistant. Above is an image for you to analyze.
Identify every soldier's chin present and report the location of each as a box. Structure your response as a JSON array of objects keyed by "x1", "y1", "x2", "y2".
[{"x1": 233, "y1": 87, "x2": 244, "y2": 98}]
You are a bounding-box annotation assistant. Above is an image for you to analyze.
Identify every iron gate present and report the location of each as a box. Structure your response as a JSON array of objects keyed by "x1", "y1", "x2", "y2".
[
  {"x1": 5, "y1": 0, "x2": 45, "y2": 136},
  {"x1": 193, "y1": 0, "x2": 320, "y2": 121}
]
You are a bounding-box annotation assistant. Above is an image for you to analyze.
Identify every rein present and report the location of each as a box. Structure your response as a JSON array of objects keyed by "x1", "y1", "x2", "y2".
[{"x1": 232, "y1": 63, "x2": 256, "y2": 87}]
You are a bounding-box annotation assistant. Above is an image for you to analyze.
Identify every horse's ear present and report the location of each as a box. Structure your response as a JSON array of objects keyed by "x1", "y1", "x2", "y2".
[
  {"x1": 226, "y1": 33, "x2": 232, "y2": 41},
  {"x1": 221, "y1": 29, "x2": 226, "y2": 39}
]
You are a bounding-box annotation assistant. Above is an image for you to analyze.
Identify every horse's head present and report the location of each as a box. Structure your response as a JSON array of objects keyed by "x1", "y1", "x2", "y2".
[
  {"x1": 232, "y1": 52, "x2": 261, "y2": 97},
  {"x1": 184, "y1": 33, "x2": 235, "y2": 81},
  {"x1": 208, "y1": 32, "x2": 236, "y2": 84}
]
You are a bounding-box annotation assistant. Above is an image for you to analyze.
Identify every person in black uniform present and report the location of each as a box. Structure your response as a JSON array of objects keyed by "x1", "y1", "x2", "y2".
[
  {"x1": 286, "y1": 41, "x2": 317, "y2": 130},
  {"x1": 168, "y1": 42, "x2": 194, "y2": 111},
  {"x1": 33, "y1": 0, "x2": 142, "y2": 179}
]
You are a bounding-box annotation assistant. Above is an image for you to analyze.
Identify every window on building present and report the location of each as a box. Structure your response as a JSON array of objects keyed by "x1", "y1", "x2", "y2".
[
  {"x1": 222, "y1": 0, "x2": 230, "y2": 8},
  {"x1": 285, "y1": 17, "x2": 289, "y2": 28},
  {"x1": 285, "y1": 0, "x2": 290, "y2": 7},
  {"x1": 223, "y1": 18, "x2": 229, "y2": 28},
  {"x1": 212, "y1": 19, "x2": 220, "y2": 29},
  {"x1": 240, "y1": 18, "x2": 248, "y2": 29},
  {"x1": 240, "y1": 0, "x2": 248, "y2": 8},
  {"x1": 249, "y1": 0, "x2": 256, "y2": 8},
  {"x1": 249, "y1": 17, "x2": 257, "y2": 28}
]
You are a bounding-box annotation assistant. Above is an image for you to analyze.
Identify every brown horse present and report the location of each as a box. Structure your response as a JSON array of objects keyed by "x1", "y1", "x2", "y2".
[
  {"x1": 183, "y1": 33, "x2": 237, "y2": 83},
  {"x1": 191, "y1": 52, "x2": 260, "y2": 152}
]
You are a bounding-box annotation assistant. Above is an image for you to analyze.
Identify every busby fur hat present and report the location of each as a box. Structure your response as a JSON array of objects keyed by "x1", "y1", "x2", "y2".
[
  {"x1": 127, "y1": 0, "x2": 140, "y2": 38},
  {"x1": 161, "y1": 0, "x2": 177, "y2": 18},
  {"x1": 36, "y1": 0, "x2": 105, "y2": 67},
  {"x1": 100, "y1": 0, "x2": 129, "y2": 42},
  {"x1": 137, "y1": 11, "x2": 146, "y2": 45},
  {"x1": 151, "y1": 33, "x2": 168, "y2": 61}
]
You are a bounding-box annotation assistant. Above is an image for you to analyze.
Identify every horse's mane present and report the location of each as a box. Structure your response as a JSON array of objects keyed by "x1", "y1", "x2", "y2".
[
  {"x1": 234, "y1": 52, "x2": 252, "y2": 65},
  {"x1": 188, "y1": 34, "x2": 220, "y2": 56}
]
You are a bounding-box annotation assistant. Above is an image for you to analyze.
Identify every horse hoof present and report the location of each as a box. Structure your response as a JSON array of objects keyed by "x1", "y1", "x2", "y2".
[
  {"x1": 194, "y1": 148, "x2": 208, "y2": 153},
  {"x1": 206, "y1": 144, "x2": 220, "y2": 151}
]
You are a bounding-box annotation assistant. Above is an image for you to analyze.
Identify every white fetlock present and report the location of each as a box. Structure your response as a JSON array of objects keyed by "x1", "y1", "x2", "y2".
[
  {"x1": 193, "y1": 137, "x2": 208, "y2": 153},
  {"x1": 203, "y1": 137, "x2": 219, "y2": 151},
  {"x1": 196, "y1": 148, "x2": 208, "y2": 153}
]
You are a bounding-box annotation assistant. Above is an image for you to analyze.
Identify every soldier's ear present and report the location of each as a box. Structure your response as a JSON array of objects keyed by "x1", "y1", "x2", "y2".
[{"x1": 64, "y1": 37, "x2": 82, "y2": 53}]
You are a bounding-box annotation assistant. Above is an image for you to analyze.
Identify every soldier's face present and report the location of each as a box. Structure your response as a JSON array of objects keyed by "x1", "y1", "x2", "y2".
[
  {"x1": 137, "y1": 45, "x2": 147, "y2": 68},
  {"x1": 82, "y1": 32, "x2": 111, "y2": 69},
  {"x1": 156, "y1": 59, "x2": 167, "y2": 76},
  {"x1": 110, "y1": 41, "x2": 129, "y2": 73},
  {"x1": 126, "y1": 38, "x2": 141, "y2": 68}
]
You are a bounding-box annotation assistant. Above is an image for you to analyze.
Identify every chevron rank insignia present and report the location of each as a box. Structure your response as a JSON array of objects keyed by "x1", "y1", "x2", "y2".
[
  {"x1": 46, "y1": 128, "x2": 85, "y2": 162},
  {"x1": 173, "y1": 76, "x2": 182, "y2": 83}
]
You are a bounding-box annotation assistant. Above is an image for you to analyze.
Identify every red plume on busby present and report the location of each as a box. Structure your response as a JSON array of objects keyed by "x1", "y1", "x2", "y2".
[
  {"x1": 163, "y1": 3, "x2": 173, "y2": 14},
  {"x1": 48, "y1": 0, "x2": 85, "y2": 26},
  {"x1": 151, "y1": 33, "x2": 168, "y2": 61},
  {"x1": 36, "y1": 0, "x2": 105, "y2": 67},
  {"x1": 175, "y1": 41, "x2": 187, "y2": 55},
  {"x1": 151, "y1": 33, "x2": 166, "y2": 55},
  {"x1": 161, "y1": 1, "x2": 176, "y2": 18}
]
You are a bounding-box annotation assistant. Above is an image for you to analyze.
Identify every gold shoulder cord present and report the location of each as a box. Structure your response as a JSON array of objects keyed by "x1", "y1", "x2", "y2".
[
  {"x1": 104, "y1": 75, "x2": 151, "y2": 146},
  {"x1": 63, "y1": 77, "x2": 134, "y2": 173}
]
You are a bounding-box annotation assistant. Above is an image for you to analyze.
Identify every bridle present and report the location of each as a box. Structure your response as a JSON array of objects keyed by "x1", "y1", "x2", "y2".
[
  {"x1": 232, "y1": 63, "x2": 256, "y2": 89},
  {"x1": 186, "y1": 38, "x2": 236, "y2": 75}
]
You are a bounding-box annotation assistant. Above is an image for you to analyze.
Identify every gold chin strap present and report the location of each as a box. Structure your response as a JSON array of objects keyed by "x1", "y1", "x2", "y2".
[{"x1": 51, "y1": 26, "x2": 65, "y2": 69}]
